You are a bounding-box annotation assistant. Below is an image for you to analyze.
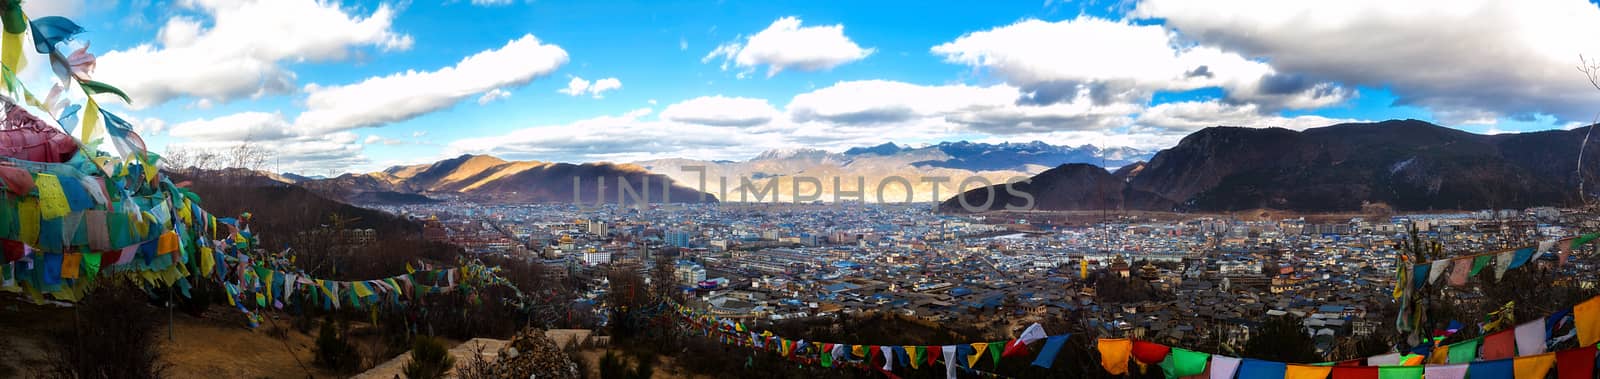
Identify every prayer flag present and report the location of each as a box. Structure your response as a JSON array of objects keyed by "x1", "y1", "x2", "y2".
[
  {"x1": 1513, "y1": 320, "x2": 1546, "y2": 356},
  {"x1": 1030, "y1": 335, "x2": 1068, "y2": 368},
  {"x1": 1448, "y1": 257, "x2": 1473, "y2": 286},
  {"x1": 1423, "y1": 364, "x2": 1467, "y2": 379},
  {"x1": 967, "y1": 343, "x2": 986, "y2": 368},
  {"x1": 1332, "y1": 366, "x2": 1378, "y2": 379},
  {"x1": 1377, "y1": 366, "x2": 1422, "y2": 379},
  {"x1": 1209, "y1": 356, "x2": 1241, "y2": 379},
  {"x1": 1098, "y1": 338, "x2": 1133, "y2": 375},
  {"x1": 1575, "y1": 296, "x2": 1600, "y2": 347},
  {"x1": 942, "y1": 345, "x2": 959, "y2": 379},
  {"x1": 1446, "y1": 338, "x2": 1479, "y2": 364},
  {"x1": 1512, "y1": 353, "x2": 1555, "y2": 379},
  {"x1": 1131, "y1": 340, "x2": 1171, "y2": 364},
  {"x1": 1470, "y1": 255, "x2": 1490, "y2": 276},
  {"x1": 1285, "y1": 364, "x2": 1331, "y2": 379},
  {"x1": 1555, "y1": 346, "x2": 1595, "y2": 379},
  {"x1": 1237, "y1": 359, "x2": 1285, "y2": 379},
  {"x1": 1167, "y1": 347, "x2": 1209, "y2": 377},
  {"x1": 1469, "y1": 359, "x2": 1512, "y2": 378},
  {"x1": 1483, "y1": 330, "x2": 1516, "y2": 360}
]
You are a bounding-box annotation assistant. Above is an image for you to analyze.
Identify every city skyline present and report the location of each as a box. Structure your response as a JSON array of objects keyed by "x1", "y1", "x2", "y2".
[{"x1": 44, "y1": 0, "x2": 1600, "y2": 174}]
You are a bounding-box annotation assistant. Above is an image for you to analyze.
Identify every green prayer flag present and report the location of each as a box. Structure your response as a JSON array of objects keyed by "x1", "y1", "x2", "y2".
[
  {"x1": 1378, "y1": 365, "x2": 1423, "y2": 379},
  {"x1": 987, "y1": 341, "x2": 1003, "y2": 368},
  {"x1": 82, "y1": 252, "x2": 100, "y2": 277},
  {"x1": 1446, "y1": 337, "x2": 1480, "y2": 364},
  {"x1": 821, "y1": 344, "x2": 832, "y2": 367},
  {"x1": 1470, "y1": 255, "x2": 1491, "y2": 276},
  {"x1": 80, "y1": 80, "x2": 132, "y2": 104},
  {"x1": 1167, "y1": 348, "x2": 1209, "y2": 377},
  {"x1": 1572, "y1": 233, "x2": 1600, "y2": 250}
]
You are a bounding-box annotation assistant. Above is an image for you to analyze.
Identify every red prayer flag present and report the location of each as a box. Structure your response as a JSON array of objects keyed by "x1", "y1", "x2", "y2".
[
  {"x1": 1556, "y1": 346, "x2": 1596, "y2": 379},
  {"x1": 1001, "y1": 338, "x2": 1032, "y2": 358},
  {"x1": 1131, "y1": 340, "x2": 1172, "y2": 364},
  {"x1": 1482, "y1": 330, "x2": 1516, "y2": 360},
  {"x1": 1331, "y1": 366, "x2": 1379, "y2": 379},
  {"x1": 926, "y1": 345, "x2": 941, "y2": 367}
]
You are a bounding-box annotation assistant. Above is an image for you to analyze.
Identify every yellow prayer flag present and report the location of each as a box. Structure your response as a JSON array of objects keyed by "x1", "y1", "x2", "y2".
[
  {"x1": 199, "y1": 246, "x2": 214, "y2": 277},
  {"x1": 1576, "y1": 296, "x2": 1600, "y2": 347},
  {"x1": 1512, "y1": 353, "x2": 1555, "y2": 379},
  {"x1": 34, "y1": 174, "x2": 69, "y2": 220},
  {"x1": 18, "y1": 198, "x2": 37, "y2": 245},
  {"x1": 80, "y1": 98, "x2": 101, "y2": 150},
  {"x1": 1098, "y1": 338, "x2": 1133, "y2": 375},
  {"x1": 156, "y1": 231, "x2": 179, "y2": 255},
  {"x1": 61, "y1": 253, "x2": 81, "y2": 279},
  {"x1": 1285, "y1": 364, "x2": 1331, "y2": 379},
  {"x1": 968, "y1": 342, "x2": 987, "y2": 368},
  {"x1": 1, "y1": 31, "x2": 23, "y2": 73}
]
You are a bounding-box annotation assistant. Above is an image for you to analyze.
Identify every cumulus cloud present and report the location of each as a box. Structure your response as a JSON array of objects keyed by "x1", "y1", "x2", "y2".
[
  {"x1": 787, "y1": 80, "x2": 1139, "y2": 134},
  {"x1": 24, "y1": 0, "x2": 85, "y2": 17},
  {"x1": 168, "y1": 111, "x2": 299, "y2": 141},
  {"x1": 659, "y1": 96, "x2": 780, "y2": 126},
  {"x1": 447, "y1": 108, "x2": 782, "y2": 162},
  {"x1": 96, "y1": 0, "x2": 413, "y2": 109},
  {"x1": 1132, "y1": 0, "x2": 1600, "y2": 123},
  {"x1": 930, "y1": 17, "x2": 1349, "y2": 110},
  {"x1": 364, "y1": 135, "x2": 404, "y2": 145},
  {"x1": 557, "y1": 77, "x2": 623, "y2": 98},
  {"x1": 295, "y1": 34, "x2": 568, "y2": 133},
  {"x1": 478, "y1": 88, "x2": 512, "y2": 105},
  {"x1": 166, "y1": 112, "x2": 369, "y2": 173},
  {"x1": 704, "y1": 16, "x2": 874, "y2": 77}
]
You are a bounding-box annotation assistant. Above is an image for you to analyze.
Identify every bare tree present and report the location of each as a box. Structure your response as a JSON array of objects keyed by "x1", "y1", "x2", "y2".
[{"x1": 1574, "y1": 55, "x2": 1600, "y2": 205}]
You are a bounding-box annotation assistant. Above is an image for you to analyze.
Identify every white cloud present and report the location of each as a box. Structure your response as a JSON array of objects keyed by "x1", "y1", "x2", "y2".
[
  {"x1": 1132, "y1": 0, "x2": 1600, "y2": 123},
  {"x1": 1136, "y1": 101, "x2": 1364, "y2": 131},
  {"x1": 168, "y1": 111, "x2": 298, "y2": 141},
  {"x1": 478, "y1": 88, "x2": 512, "y2": 105},
  {"x1": 447, "y1": 108, "x2": 783, "y2": 162},
  {"x1": 704, "y1": 16, "x2": 874, "y2": 77},
  {"x1": 166, "y1": 112, "x2": 368, "y2": 173},
  {"x1": 96, "y1": 0, "x2": 413, "y2": 109},
  {"x1": 787, "y1": 80, "x2": 1140, "y2": 134},
  {"x1": 659, "y1": 96, "x2": 780, "y2": 126},
  {"x1": 557, "y1": 76, "x2": 623, "y2": 98},
  {"x1": 22, "y1": 0, "x2": 85, "y2": 17},
  {"x1": 930, "y1": 17, "x2": 1349, "y2": 110},
  {"x1": 295, "y1": 34, "x2": 568, "y2": 134},
  {"x1": 133, "y1": 117, "x2": 168, "y2": 136},
  {"x1": 364, "y1": 135, "x2": 404, "y2": 145}
]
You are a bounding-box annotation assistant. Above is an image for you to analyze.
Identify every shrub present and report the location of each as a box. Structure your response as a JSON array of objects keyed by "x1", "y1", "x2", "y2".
[
  {"x1": 313, "y1": 316, "x2": 362, "y2": 373},
  {"x1": 403, "y1": 336, "x2": 455, "y2": 379},
  {"x1": 42, "y1": 280, "x2": 169, "y2": 379}
]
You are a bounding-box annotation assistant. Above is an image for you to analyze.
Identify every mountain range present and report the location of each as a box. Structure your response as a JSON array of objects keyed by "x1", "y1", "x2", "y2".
[
  {"x1": 635, "y1": 142, "x2": 1151, "y2": 203},
  {"x1": 943, "y1": 119, "x2": 1593, "y2": 213},
  {"x1": 296, "y1": 155, "x2": 715, "y2": 204}
]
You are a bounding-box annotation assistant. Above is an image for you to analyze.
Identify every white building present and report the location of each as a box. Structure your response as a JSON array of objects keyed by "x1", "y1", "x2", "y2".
[{"x1": 582, "y1": 250, "x2": 612, "y2": 266}]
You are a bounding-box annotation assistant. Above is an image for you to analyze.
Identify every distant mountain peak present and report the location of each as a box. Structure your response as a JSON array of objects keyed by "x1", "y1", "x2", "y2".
[
  {"x1": 843, "y1": 142, "x2": 906, "y2": 156},
  {"x1": 753, "y1": 148, "x2": 837, "y2": 161}
]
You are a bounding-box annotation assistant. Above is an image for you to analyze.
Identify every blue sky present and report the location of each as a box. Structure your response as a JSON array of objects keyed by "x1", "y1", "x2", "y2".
[{"x1": 29, "y1": 0, "x2": 1600, "y2": 174}]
